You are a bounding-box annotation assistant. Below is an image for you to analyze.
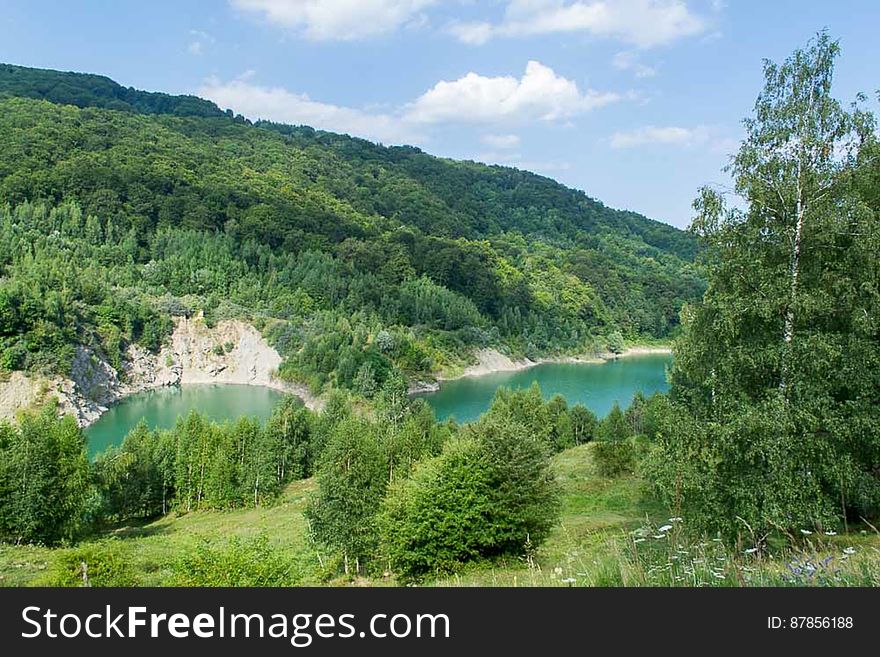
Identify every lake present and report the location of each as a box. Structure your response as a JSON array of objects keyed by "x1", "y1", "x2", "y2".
[
  {"x1": 85, "y1": 354, "x2": 671, "y2": 455},
  {"x1": 416, "y1": 353, "x2": 671, "y2": 424},
  {"x1": 85, "y1": 384, "x2": 286, "y2": 456}
]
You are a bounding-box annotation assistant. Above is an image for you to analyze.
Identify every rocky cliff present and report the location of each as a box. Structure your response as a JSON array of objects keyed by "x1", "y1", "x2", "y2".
[{"x1": 0, "y1": 315, "x2": 320, "y2": 426}]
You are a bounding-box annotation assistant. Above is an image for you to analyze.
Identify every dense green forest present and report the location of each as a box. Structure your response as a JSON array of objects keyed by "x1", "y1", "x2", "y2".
[
  {"x1": 0, "y1": 64, "x2": 703, "y2": 392},
  {"x1": 1, "y1": 34, "x2": 878, "y2": 588}
]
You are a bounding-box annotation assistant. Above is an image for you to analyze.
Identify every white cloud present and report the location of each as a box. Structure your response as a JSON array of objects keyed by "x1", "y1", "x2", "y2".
[
  {"x1": 198, "y1": 62, "x2": 622, "y2": 147},
  {"x1": 187, "y1": 30, "x2": 214, "y2": 56},
  {"x1": 230, "y1": 0, "x2": 437, "y2": 40},
  {"x1": 612, "y1": 50, "x2": 657, "y2": 78},
  {"x1": 610, "y1": 125, "x2": 708, "y2": 148},
  {"x1": 199, "y1": 76, "x2": 422, "y2": 144},
  {"x1": 447, "y1": 20, "x2": 494, "y2": 46},
  {"x1": 449, "y1": 0, "x2": 709, "y2": 48},
  {"x1": 406, "y1": 60, "x2": 620, "y2": 125},
  {"x1": 475, "y1": 151, "x2": 571, "y2": 176},
  {"x1": 481, "y1": 133, "x2": 522, "y2": 149}
]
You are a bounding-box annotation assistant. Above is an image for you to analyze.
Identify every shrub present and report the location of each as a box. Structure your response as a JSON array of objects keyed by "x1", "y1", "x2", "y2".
[
  {"x1": 593, "y1": 439, "x2": 637, "y2": 478},
  {"x1": 37, "y1": 541, "x2": 138, "y2": 587},
  {"x1": 380, "y1": 417, "x2": 559, "y2": 581},
  {"x1": 168, "y1": 534, "x2": 302, "y2": 586}
]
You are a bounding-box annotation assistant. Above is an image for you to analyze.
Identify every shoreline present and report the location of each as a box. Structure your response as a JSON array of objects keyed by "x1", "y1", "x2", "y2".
[
  {"x1": 417, "y1": 345, "x2": 672, "y2": 392},
  {"x1": 81, "y1": 378, "x2": 322, "y2": 428},
  {"x1": 0, "y1": 316, "x2": 324, "y2": 428}
]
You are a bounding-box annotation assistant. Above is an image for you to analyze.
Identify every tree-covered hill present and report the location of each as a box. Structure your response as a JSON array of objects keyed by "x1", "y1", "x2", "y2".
[
  {"x1": 0, "y1": 64, "x2": 704, "y2": 393},
  {"x1": 0, "y1": 63, "x2": 231, "y2": 118}
]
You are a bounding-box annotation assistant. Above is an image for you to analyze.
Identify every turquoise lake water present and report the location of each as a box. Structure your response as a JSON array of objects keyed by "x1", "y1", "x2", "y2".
[
  {"x1": 415, "y1": 354, "x2": 671, "y2": 424},
  {"x1": 84, "y1": 354, "x2": 670, "y2": 454}
]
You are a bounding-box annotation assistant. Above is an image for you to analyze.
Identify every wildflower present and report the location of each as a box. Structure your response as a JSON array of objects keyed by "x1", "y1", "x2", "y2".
[
  {"x1": 658, "y1": 524, "x2": 673, "y2": 533},
  {"x1": 668, "y1": 517, "x2": 683, "y2": 523},
  {"x1": 744, "y1": 547, "x2": 759, "y2": 555},
  {"x1": 561, "y1": 577, "x2": 576, "y2": 585},
  {"x1": 633, "y1": 538, "x2": 646, "y2": 543},
  {"x1": 824, "y1": 530, "x2": 837, "y2": 536},
  {"x1": 653, "y1": 534, "x2": 667, "y2": 540},
  {"x1": 800, "y1": 529, "x2": 812, "y2": 536},
  {"x1": 843, "y1": 547, "x2": 856, "y2": 555}
]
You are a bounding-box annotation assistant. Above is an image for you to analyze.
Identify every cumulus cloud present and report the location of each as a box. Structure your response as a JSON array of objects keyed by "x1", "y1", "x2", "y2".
[
  {"x1": 612, "y1": 50, "x2": 657, "y2": 78},
  {"x1": 481, "y1": 133, "x2": 522, "y2": 149},
  {"x1": 405, "y1": 60, "x2": 620, "y2": 125},
  {"x1": 199, "y1": 76, "x2": 423, "y2": 144},
  {"x1": 187, "y1": 30, "x2": 214, "y2": 56},
  {"x1": 610, "y1": 125, "x2": 708, "y2": 148},
  {"x1": 449, "y1": 0, "x2": 709, "y2": 48},
  {"x1": 199, "y1": 62, "x2": 621, "y2": 146},
  {"x1": 230, "y1": 0, "x2": 437, "y2": 40}
]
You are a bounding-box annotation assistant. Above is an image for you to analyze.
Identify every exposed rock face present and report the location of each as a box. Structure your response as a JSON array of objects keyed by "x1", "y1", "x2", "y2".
[
  {"x1": 407, "y1": 380, "x2": 440, "y2": 395},
  {"x1": 0, "y1": 315, "x2": 321, "y2": 427}
]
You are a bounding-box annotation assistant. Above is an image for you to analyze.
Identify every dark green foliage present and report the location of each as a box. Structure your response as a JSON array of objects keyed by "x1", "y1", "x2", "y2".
[
  {"x1": 0, "y1": 64, "x2": 231, "y2": 118},
  {"x1": 0, "y1": 64, "x2": 703, "y2": 391},
  {"x1": 594, "y1": 402, "x2": 637, "y2": 477},
  {"x1": 380, "y1": 416, "x2": 560, "y2": 581},
  {"x1": 168, "y1": 534, "x2": 303, "y2": 586},
  {"x1": 93, "y1": 421, "x2": 173, "y2": 521},
  {"x1": 306, "y1": 417, "x2": 388, "y2": 573},
  {"x1": 93, "y1": 395, "x2": 316, "y2": 522},
  {"x1": 0, "y1": 202, "x2": 172, "y2": 373},
  {"x1": 0, "y1": 406, "x2": 92, "y2": 545},
  {"x1": 653, "y1": 33, "x2": 880, "y2": 538},
  {"x1": 592, "y1": 440, "x2": 637, "y2": 478},
  {"x1": 597, "y1": 402, "x2": 632, "y2": 442},
  {"x1": 569, "y1": 404, "x2": 598, "y2": 444}
]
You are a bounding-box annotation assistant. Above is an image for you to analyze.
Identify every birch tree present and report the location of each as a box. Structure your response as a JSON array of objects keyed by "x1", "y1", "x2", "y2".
[{"x1": 658, "y1": 32, "x2": 880, "y2": 539}]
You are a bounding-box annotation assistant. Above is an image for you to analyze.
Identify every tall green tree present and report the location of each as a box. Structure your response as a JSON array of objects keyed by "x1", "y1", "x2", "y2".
[
  {"x1": 0, "y1": 406, "x2": 92, "y2": 544},
  {"x1": 657, "y1": 32, "x2": 880, "y2": 538},
  {"x1": 306, "y1": 417, "x2": 387, "y2": 574}
]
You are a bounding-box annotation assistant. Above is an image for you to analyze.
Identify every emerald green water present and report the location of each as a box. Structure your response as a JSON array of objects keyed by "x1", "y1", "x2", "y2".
[
  {"x1": 416, "y1": 354, "x2": 671, "y2": 424},
  {"x1": 85, "y1": 355, "x2": 670, "y2": 455},
  {"x1": 84, "y1": 384, "x2": 286, "y2": 456}
]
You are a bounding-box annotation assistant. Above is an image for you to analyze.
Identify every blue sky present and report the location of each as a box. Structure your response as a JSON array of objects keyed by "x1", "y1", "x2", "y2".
[{"x1": 2, "y1": 0, "x2": 878, "y2": 228}]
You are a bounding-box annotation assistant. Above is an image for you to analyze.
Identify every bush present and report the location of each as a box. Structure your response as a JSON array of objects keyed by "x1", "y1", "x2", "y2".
[
  {"x1": 380, "y1": 417, "x2": 559, "y2": 581},
  {"x1": 593, "y1": 439, "x2": 637, "y2": 478},
  {"x1": 37, "y1": 541, "x2": 138, "y2": 587},
  {"x1": 168, "y1": 535, "x2": 302, "y2": 586}
]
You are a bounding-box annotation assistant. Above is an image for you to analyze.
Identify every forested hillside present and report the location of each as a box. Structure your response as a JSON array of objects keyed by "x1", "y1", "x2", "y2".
[{"x1": 0, "y1": 64, "x2": 703, "y2": 392}]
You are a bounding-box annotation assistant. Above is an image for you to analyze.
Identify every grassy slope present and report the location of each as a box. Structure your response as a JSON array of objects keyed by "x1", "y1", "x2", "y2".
[{"x1": 2, "y1": 444, "x2": 878, "y2": 587}]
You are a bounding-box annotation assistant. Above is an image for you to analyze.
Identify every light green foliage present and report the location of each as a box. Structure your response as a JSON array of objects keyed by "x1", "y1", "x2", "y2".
[
  {"x1": 37, "y1": 540, "x2": 138, "y2": 587},
  {"x1": 607, "y1": 331, "x2": 625, "y2": 355},
  {"x1": 0, "y1": 405, "x2": 92, "y2": 545},
  {"x1": 306, "y1": 417, "x2": 388, "y2": 573},
  {"x1": 0, "y1": 63, "x2": 703, "y2": 391},
  {"x1": 380, "y1": 416, "x2": 560, "y2": 581},
  {"x1": 168, "y1": 534, "x2": 303, "y2": 587},
  {"x1": 655, "y1": 32, "x2": 880, "y2": 539}
]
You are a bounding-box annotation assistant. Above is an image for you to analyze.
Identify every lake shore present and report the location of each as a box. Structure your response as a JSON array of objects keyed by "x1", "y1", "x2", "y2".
[
  {"x1": 433, "y1": 345, "x2": 672, "y2": 384},
  {"x1": 0, "y1": 316, "x2": 323, "y2": 428}
]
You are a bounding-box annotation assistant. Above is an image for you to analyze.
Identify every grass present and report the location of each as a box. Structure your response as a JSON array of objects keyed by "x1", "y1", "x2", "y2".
[{"x1": 2, "y1": 443, "x2": 878, "y2": 587}]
